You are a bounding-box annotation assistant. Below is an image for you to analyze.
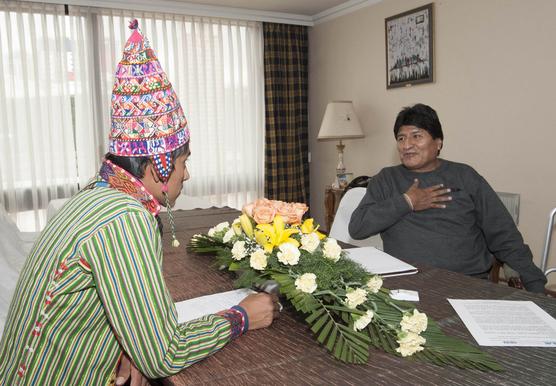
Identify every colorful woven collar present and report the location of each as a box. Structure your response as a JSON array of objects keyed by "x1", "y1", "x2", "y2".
[{"x1": 98, "y1": 159, "x2": 161, "y2": 216}]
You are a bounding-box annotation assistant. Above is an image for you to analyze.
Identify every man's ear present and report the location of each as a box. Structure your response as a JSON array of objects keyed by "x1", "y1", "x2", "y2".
[
  {"x1": 436, "y1": 138, "x2": 443, "y2": 151},
  {"x1": 435, "y1": 138, "x2": 443, "y2": 155}
]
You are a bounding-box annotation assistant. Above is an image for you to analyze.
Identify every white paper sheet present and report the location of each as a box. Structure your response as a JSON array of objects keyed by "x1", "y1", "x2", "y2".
[
  {"x1": 345, "y1": 247, "x2": 418, "y2": 277},
  {"x1": 448, "y1": 299, "x2": 556, "y2": 347},
  {"x1": 175, "y1": 288, "x2": 255, "y2": 323},
  {"x1": 390, "y1": 289, "x2": 420, "y2": 302}
]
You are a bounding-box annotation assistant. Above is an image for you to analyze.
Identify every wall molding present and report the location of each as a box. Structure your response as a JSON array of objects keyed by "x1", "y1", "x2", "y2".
[
  {"x1": 18, "y1": 0, "x2": 383, "y2": 26},
  {"x1": 313, "y1": 0, "x2": 382, "y2": 25}
]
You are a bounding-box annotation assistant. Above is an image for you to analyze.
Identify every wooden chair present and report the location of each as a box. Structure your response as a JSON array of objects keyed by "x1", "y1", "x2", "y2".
[{"x1": 489, "y1": 192, "x2": 525, "y2": 288}]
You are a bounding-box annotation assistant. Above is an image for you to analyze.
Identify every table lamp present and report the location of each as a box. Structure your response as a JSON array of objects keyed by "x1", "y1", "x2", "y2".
[{"x1": 317, "y1": 101, "x2": 364, "y2": 186}]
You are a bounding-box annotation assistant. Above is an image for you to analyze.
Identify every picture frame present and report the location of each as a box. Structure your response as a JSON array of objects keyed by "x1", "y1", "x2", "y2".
[{"x1": 385, "y1": 3, "x2": 434, "y2": 89}]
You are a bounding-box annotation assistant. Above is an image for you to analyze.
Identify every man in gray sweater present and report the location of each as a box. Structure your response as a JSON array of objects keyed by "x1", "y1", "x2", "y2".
[{"x1": 349, "y1": 104, "x2": 546, "y2": 293}]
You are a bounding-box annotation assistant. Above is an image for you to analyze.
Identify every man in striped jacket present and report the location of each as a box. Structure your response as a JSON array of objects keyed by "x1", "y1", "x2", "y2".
[{"x1": 0, "y1": 20, "x2": 275, "y2": 385}]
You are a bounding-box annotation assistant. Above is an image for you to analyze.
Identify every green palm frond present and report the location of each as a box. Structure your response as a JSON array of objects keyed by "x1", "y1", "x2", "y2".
[
  {"x1": 188, "y1": 231, "x2": 503, "y2": 370},
  {"x1": 274, "y1": 272, "x2": 370, "y2": 363},
  {"x1": 416, "y1": 319, "x2": 502, "y2": 371}
]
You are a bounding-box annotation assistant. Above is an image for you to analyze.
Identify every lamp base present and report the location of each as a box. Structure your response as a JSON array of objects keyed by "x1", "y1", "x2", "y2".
[
  {"x1": 336, "y1": 140, "x2": 346, "y2": 173},
  {"x1": 332, "y1": 140, "x2": 347, "y2": 189}
]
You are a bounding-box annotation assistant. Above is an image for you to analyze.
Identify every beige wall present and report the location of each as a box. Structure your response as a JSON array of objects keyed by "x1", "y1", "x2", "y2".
[{"x1": 308, "y1": 0, "x2": 556, "y2": 284}]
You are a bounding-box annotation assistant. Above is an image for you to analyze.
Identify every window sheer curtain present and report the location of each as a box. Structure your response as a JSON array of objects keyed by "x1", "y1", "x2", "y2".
[
  {"x1": 0, "y1": 1, "x2": 98, "y2": 231},
  {"x1": 0, "y1": 1, "x2": 264, "y2": 231},
  {"x1": 83, "y1": 8, "x2": 265, "y2": 210}
]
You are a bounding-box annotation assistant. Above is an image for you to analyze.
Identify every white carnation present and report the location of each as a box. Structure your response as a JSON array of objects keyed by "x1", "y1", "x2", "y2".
[
  {"x1": 300, "y1": 233, "x2": 320, "y2": 253},
  {"x1": 366, "y1": 276, "x2": 383, "y2": 294},
  {"x1": 400, "y1": 309, "x2": 428, "y2": 334},
  {"x1": 223, "y1": 228, "x2": 235, "y2": 243},
  {"x1": 215, "y1": 221, "x2": 230, "y2": 232},
  {"x1": 353, "y1": 310, "x2": 374, "y2": 331},
  {"x1": 396, "y1": 331, "x2": 426, "y2": 357},
  {"x1": 344, "y1": 288, "x2": 368, "y2": 309},
  {"x1": 295, "y1": 273, "x2": 317, "y2": 294},
  {"x1": 249, "y1": 249, "x2": 268, "y2": 271},
  {"x1": 277, "y1": 243, "x2": 300, "y2": 266},
  {"x1": 231, "y1": 240, "x2": 247, "y2": 261},
  {"x1": 322, "y1": 238, "x2": 342, "y2": 262},
  {"x1": 208, "y1": 221, "x2": 230, "y2": 237}
]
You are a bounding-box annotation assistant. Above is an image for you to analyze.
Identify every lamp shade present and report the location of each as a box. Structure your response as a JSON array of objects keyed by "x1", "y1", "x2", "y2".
[{"x1": 317, "y1": 101, "x2": 364, "y2": 140}]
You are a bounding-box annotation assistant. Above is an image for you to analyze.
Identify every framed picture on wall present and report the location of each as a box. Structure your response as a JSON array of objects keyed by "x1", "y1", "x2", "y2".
[{"x1": 385, "y1": 3, "x2": 434, "y2": 89}]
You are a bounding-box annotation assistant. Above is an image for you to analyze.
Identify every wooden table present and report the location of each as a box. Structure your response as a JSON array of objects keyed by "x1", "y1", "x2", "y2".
[
  {"x1": 324, "y1": 185, "x2": 344, "y2": 232},
  {"x1": 159, "y1": 208, "x2": 556, "y2": 386}
]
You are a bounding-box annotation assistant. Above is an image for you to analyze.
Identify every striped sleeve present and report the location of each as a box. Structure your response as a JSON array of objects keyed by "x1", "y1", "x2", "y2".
[{"x1": 81, "y1": 210, "x2": 235, "y2": 378}]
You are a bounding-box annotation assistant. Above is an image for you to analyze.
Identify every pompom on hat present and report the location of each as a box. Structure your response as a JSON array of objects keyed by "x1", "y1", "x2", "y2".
[{"x1": 109, "y1": 19, "x2": 190, "y2": 182}]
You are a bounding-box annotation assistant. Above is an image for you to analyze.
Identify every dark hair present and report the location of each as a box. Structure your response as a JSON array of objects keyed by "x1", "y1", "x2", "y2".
[
  {"x1": 105, "y1": 142, "x2": 190, "y2": 179},
  {"x1": 393, "y1": 103, "x2": 443, "y2": 140}
]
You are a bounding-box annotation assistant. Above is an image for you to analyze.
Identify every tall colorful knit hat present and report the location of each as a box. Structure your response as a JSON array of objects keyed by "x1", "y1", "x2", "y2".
[{"x1": 109, "y1": 19, "x2": 190, "y2": 182}]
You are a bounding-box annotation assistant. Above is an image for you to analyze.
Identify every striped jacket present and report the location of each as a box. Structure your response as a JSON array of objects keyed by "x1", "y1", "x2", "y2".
[{"x1": 0, "y1": 187, "x2": 242, "y2": 385}]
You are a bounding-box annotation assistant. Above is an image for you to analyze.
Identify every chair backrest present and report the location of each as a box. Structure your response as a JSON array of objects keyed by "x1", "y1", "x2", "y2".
[
  {"x1": 492, "y1": 191, "x2": 521, "y2": 282},
  {"x1": 496, "y1": 191, "x2": 520, "y2": 225},
  {"x1": 329, "y1": 187, "x2": 383, "y2": 250},
  {"x1": 340, "y1": 175, "x2": 371, "y2": 200}
]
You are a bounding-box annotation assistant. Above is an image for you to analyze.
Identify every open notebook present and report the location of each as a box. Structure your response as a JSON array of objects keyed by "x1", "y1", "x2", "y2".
[
  {"x1": 175, "y1": 288, "x2": 255, "y2": 323},
  {"x1": 345, "y1": 246, "x2": 418, "y2": 277}
]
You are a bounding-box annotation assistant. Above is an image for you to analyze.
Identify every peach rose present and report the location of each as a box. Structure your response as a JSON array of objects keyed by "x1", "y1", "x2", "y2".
[
  {"x1": 243, "y1": 199, "x2": 309, "y2": 224},
  {"x1": 242, "y1": 202, "x2": 255, "y2": 217},
  {"x1": 252, "y1": 205, "x2": 276, "y2": 224},
  {"x1": 268, "y1": 201, "x2": 306, "y2": 224},
  {"x1": 274, "y1": 201, "x2": 292, "y2": 216},
  {"x1": 270, "y1": 199, "x2": 285, "y2": 209},
  {"x1": 255, "y1": 198, "x2": 272, "y2": 207},
  {"x1": 291, "y1": 203, "x2": 308, "y2": 224}
]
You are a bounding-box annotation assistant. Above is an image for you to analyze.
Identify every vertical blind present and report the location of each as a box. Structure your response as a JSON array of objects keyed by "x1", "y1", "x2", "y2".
[{"x1": 0, "y1": 1, "x2": 265, "y2": 231}]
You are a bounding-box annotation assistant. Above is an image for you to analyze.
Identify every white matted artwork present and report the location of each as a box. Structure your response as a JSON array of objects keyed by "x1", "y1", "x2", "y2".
[{"x1": 385, "y1": 3, "x2": 434, "y2": 89}]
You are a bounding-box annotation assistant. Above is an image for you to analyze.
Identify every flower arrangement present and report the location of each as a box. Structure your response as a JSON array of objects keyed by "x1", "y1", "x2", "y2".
[{"x1": 188, "y1": 199, "x2": 501, "y2": 370}]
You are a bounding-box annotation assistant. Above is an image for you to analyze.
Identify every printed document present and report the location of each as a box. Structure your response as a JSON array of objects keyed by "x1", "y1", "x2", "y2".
[
  {"x1": 448, "y1": 299, "x2": 556, "y2": 347},
  {"x1": 175, "y1": 288, "x2": 255, "y2": 323},
  {"x1": 345, "y1": 247, "x2": 418, "y2": 277}
]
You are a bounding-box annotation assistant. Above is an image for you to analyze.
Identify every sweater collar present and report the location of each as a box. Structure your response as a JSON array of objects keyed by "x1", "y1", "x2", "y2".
[{"x1": 98, "y1": 159, "x2": 161, "y2": 216}]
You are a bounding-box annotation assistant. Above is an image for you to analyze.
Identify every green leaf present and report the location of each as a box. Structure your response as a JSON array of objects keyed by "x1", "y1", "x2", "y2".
[
  {"x1": 334, "y1": 338, "x2": 343, "y2": 359},
  {"x1": 229, "y1": 262, "x2": 241, "y2": 271},
  {"x1": 317, "y1": 320, "x2": 334, "y2": 344},
  {"x1": 324, "y1": 304, "x2": 358, "y2": 313},
  {"x1": 311, "y1": 314, "x2": 329, "y2": 334},
  {"x1": 326, "y1": 325, "x2": 338, "y2": 352},
  {"x1": 305, "y1": 308, "x2": 326, "y2": 324}
]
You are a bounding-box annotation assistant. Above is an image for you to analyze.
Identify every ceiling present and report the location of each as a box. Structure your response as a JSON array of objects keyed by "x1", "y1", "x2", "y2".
[
  {"x1": 170, "y1": 0, "x2": 352, "y2": 16},
  {"x1": 37, "y1": 0, "x2": 381, "y2": 25}
]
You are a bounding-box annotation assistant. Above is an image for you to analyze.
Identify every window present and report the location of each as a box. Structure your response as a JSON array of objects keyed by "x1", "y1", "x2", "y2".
[{"x1": 0, "y1": 2, "x2": 264, "y2": 230}]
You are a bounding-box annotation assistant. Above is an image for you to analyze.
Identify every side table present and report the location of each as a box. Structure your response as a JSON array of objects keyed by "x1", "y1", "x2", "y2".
[{"x1": 324, "y1": 186, "x2": 345, "y2": 232}]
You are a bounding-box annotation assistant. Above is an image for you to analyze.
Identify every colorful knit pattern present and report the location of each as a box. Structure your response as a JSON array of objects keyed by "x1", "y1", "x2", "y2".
[
  {"x1": 98, "y1": 159, "x2": 161, "y2": 216},
  {"x1": 152, "y1": 152, "x2": 173, "y2": 180},
  {"x1": 109, "y1": 20, "x2": 190, "y2": 157},
  {"x1": 216, "y1": 308, "x2": 246, "y2": 340}
]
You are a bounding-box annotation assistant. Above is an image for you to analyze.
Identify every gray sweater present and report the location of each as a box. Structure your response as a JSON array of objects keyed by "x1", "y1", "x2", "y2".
[{"x1": 349, "y1": 160, "x2": 546, "y2": 293}]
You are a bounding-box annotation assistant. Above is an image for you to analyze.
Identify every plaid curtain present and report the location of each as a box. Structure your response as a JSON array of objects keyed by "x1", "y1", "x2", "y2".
[{"x1": 263, "y1": 23, "x2": 309, "y2": 204}]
